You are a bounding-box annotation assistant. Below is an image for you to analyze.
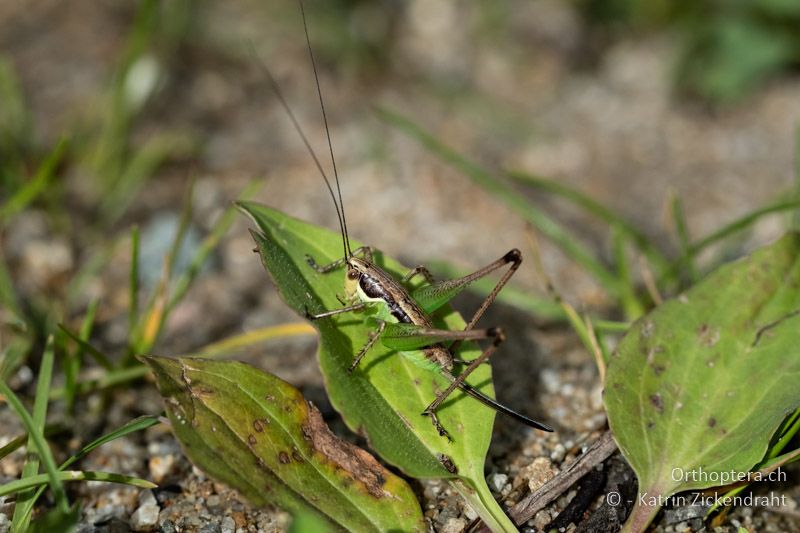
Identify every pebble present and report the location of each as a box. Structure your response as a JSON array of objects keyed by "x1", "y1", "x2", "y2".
[
  {"x1": 440, "y1": 517, "x2": 467, "y2": 533},
  {"x1": 462, "y1": 503, "x2": 478, "y2": 521},
  {"x1": 531, "y1": 509, "x2": 554, "y2": 531},
  {"x1": 220, "y1": 516, "x2": 236, "y2": 533},
  {"x1": 0, "y1": 513, "x2": 9, "y2": 533},
  {"x1": 199, "y1": 523, "x2": 221, "y2": 533},
  {"x1": 516, "y1": 457, "x2": 558, "y2": 492},
  {"x1": 149, "y1": 454, "x2": 178, "y2": 484},
  {"x1": 130, "y1": 490, "x2": 159, "y2": 531},
  {"x1": 550, "y1": 443, "x2": 567, "y2": 463},
  {"x1": 490, "y1": 473, "x2": 509, "y2": 493}
]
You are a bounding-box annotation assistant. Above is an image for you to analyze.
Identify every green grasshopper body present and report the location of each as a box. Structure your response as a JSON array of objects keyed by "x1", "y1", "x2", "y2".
[
  {"x1": 261, "y1": 0, "x2": 554, "y2": 440},
  {"x1": 306, "y1": 246, "x2": 553, "y2": 439}
]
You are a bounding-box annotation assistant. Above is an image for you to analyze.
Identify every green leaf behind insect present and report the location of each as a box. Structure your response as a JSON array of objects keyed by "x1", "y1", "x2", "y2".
[
  {"x1": 605, "y1": 233, "x2": 800, "y2": 532},
  {"x1": 142, "y1": 355, "x2": 425, "y2": 533},
  {"x1": 238, "y1": 202, "x2": 519, "y2": 532}
]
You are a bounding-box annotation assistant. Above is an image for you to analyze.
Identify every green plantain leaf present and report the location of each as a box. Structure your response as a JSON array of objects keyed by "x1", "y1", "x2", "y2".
[
  {"x1": 605, "y1": 233, "x2": 800, "y2": 532},
  {"x1": 142, "y1": 355, "x2": 425, "y2": 533},
  {"x1": 237, "y1": 201, "x2": 520, "y2": 532}
]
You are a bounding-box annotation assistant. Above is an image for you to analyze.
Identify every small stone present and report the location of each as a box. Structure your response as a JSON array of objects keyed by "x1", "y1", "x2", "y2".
[
  {"x1": 159, "y1": 520, "x2": 177, "y2": 533},
  {"x1": 199, "y1": 523, "x2": 221, "y2": 533},
  {"x1": 462, "y1": 504, "x2": 478, "y2": 521},
  {"x1": 138, "y1": 489, "x2": 157, "y2": 507},
  {"x1": 531, "y1": 509, "x2": 553, "y2": 531},
  {"x1": 440, "y1": 517, "x2": 467, "y2": 533},
  {"x1": 220, "y1": 516, "x2": 236, "y2": 533},
  {"x1": 0, "y1": 513, "x2": 10, "y2": 533},
  {"x1": 550, "y1": 443, "x2": 566, "y2": 463},
  {"x1": 663, "y1": 503, "x2": 707, "y2": 525},
  {"x1": 206, "y1": 494, "x2": 221, "y2": 511},
  {"x1": 516, "y1": 457, "x2": 557, "y2": 492},
  {"x1": 231, "y1": 511, "x2": 247, "y2": 529},
  {"x1": 105, "y1": 517, "x2": 131, "y2": 533},
  {"x1": 130, "y1": 491, "x2": 159, "y2": 531},
  {"x1": 490, "y1": 473, "x2": 508, "y2": 493},
  {"x1": 149, "y1": 454, "x2": 177, "y2": 483}
]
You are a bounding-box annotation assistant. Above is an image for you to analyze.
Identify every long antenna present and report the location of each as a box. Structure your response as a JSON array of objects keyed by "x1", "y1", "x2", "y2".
[
  {"x1": 298, "y1": 0, "x2": 352, "y2": 256},
  {"x1": 249, "y1": 47, "x2": 349, "y2": 261}
]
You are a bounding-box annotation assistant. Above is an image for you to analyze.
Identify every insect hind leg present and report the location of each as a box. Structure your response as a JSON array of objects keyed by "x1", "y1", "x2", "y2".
[{"x1": 422, "y1": 327, "x2": 505, "y2": 439}]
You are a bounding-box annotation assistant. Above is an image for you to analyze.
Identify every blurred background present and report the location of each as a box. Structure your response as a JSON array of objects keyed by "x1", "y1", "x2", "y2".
[
  {"x1": 4, "y1": 0, "x2": 800, "y2": 358},
  {"x1": 4, "y1": 0, "x2": 800, "y2": 453},
  {"x1": 2, "y1": 0, "x2": 800, "y2": 529}
]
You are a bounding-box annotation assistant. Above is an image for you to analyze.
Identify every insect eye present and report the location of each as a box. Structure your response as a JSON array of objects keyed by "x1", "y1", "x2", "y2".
[{"x1": 347, "y1": 270, "x2": 359, "y2": 280}]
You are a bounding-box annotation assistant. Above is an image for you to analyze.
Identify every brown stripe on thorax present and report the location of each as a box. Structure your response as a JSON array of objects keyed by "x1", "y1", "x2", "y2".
[{"x1": 358, "y1": 264, "x2": 432, "y2": 327}]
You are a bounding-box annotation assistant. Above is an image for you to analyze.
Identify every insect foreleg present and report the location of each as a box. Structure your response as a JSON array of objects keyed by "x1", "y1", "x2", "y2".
[
  {"x1": 401, "y1": 265, "x2": 435, "y2": 285},
  {"x1": 306, "y1": 245, "x2": 373, "y2": 273},
  {"x1": 349, "y1": 320, "x2": 387, "y2": 372},
  {"x1": 305, "y1": 302, "x2": 367, "y2": 320}
]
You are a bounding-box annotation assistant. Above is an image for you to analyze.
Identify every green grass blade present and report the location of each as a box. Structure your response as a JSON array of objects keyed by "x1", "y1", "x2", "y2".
[
  {"x1": 0, "y1": 56, "x2": 32, "y2": 170},
  {"x1": 689, "y1": 197, "x2": 800, "y2": 256},
  {"x1": 11, "y1": 336, "x2": 57, "y2": 531},
  {"x1": 101, "y1": 133, "x2": 195, "y2": 223},
  {"x1": 65, "y1": 237, "x2": 124, "y2": 307},
  {"x1": 0, "y1": 425, "x2": 67, "y2": 462},
  {"x1": 12, "y1": 417, "x2": 161, "y2": 516},
  {"x1": 670, "y1": 192, "x2": 698, "y2": 282},
  {"x1": 129, "y1": 226, "x2": 140, "y2": 340},
  {"x1": 0, "y1": 345, "x2": 68, "y2": 517},
  {"x1": 192, "y1": 322, "x2": 315, "y2": 359},
  {"x1": 507, "y1": 170, "x2": 671, "y2": 274},
  {"x1": 60, "y1": 415, "x2": 161, "y2": 471},
  {"x1": 64, "y1": 298, "x2": 100, "y2": 413},
  {"x1": 0, "y1": 249, "x2": 22, "y2": 318},
  {"x1": 707, "y1": 442, "x2": 800, "y2": 516},
  {"x1": 378, "y1": 108, "x2": 623, "y2": 299},
  {"x1": 0, "y1": 138, "x2": 68, "y2": 222},
  {"x1": 0, "y1": 334, "x2": 32, "y2": 383},
  {"x1": 27, "y1": 506, "x2": 79, "y2": 533},
  {"x1": 91, "y1": 0, "x2": 158, "y2": 182},
  {"x1": 23, "y1": 416, "x2": 162, "y2": 509},
  {"x1": 768, "y1": 408, "x2": 800, "y2": 460},
  {"x1": 129, "y1": 178, "x2": 195, "y2": 357},
  {"x1": 49, "y1": 365, "x2": 150, "y2": 400},
  {"x1": 611, "y1": 225, "x2": 646, "y2": 320},
  {"x1": 0, "y1": 471, "x2": 156, "y2": 498},
  {"x1": 166, "y1": 179, "x2": 261, "y2": 314},
  {"x1": 58, "y1": 324, "x2": 113, "y2": 370},
  {"x1": 662, "y1": 196, "x2": 800, "y2": 286}
]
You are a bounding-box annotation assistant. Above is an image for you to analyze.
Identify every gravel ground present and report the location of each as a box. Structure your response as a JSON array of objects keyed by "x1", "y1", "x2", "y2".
[{"x1": 1, "y1": 1, "x2": 799, "y2": 532}]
